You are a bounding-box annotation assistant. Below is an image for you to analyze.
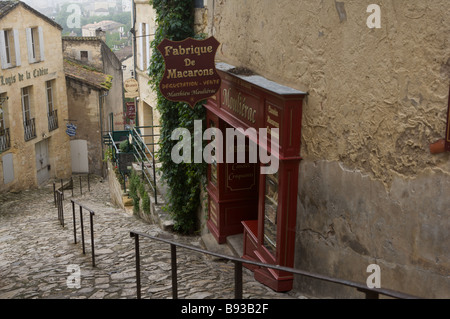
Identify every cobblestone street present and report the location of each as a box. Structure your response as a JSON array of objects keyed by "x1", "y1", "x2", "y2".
[{"x1": 0, "y1": 175, "x2": 304, "y2": 300}]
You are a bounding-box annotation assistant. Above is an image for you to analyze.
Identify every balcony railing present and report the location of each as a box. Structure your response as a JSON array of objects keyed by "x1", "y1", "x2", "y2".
[
  {"x1": 48, "y1": 109, "x2": 58, "y2": 131},
  {"x1": 24, "y1": 118, "x2": 37, "y2": 141},
  {"x1": 0, "y1": 128, "x2": 11, "y2": 152}
]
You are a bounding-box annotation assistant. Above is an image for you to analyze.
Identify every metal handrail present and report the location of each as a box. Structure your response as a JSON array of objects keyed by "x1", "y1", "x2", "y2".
[
  {"x1": 130, "y1": 127, "x2": 159, "y2": 204},
  {"x1": 71, "y1": 199, "x2": 96, "y2": 267},
  {"x1": 53, "y1": 175, "x2": 91, "y2": 206},
  {"x1": 55, "y1": 189, "x2": 64, "y2": 227},
  {"x1": 129, "y1": 230, "x2": 421, "y2": 300}
]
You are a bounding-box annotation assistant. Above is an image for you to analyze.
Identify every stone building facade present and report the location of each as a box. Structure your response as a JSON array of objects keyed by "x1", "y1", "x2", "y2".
[
  {"x1": 0, "y1": 1, "x2": 71, "y2": 192},
  {"x1": 194, "y1": 0, "x2": 449, "y2": 298},
  {"x1": 130, "y1": 0, "x2": 160, "y2": 151},
  {"x1": 62, "y1": 34, "x2": 123, "y2": 176}
]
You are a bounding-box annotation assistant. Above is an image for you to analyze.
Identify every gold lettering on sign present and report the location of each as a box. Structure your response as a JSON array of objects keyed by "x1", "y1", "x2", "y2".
[
  {"x1": 266, "y1": 115, "x2": 279, "y2": 128},
  {"x1": 210, "y1": 200, "x2": 218, "y2": 226},
  {"x1": 268, "y1": 105, "x2": 279, "y2": 117},
  {"x1": 222, "y1": 88, "x2": 256, "y2": 123}
]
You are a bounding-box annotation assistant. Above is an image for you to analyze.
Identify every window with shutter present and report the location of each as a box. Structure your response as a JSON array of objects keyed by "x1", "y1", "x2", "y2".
[
  {"x1": 0, "y1": 29, "x2": 20, "y2": 69},
  {"x1": 26, "y1": 27, "x2": 44, "y2": 63}
]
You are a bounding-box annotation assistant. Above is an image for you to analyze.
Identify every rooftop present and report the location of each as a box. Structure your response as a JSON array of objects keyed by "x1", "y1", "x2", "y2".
[
  {"x1": 0, "y1": 1, "x2": 62, "y2": 30},
  {"x1": 64, "y1": 59, "x2": 112, "y2": 91}
]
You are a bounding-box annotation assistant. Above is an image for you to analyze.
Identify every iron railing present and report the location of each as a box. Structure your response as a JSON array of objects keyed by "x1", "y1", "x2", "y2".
[
  {"x1": 106, "y1": 132, "x2": 127, "y2": 191},
  {"x1": 24, "y1": 118, "x2": 36, "y2": 141},
  {"x1": 71, "y1": 199, "x2": 96, "y2": 267},
  {"x1": 48, "y1": 109, "x2": 58, "y2": 131},
  {"x1": 103, "y1": 127, "x2": 160, "y2": 204},
  {"x1": 53, "y1": 175, "x2": 91, "y2": 207},
  {"x1": 130, "y1": 127, "x2": 160, "y2": 204},
  {"x1": 129, "y1": 230, "x2": 421, "y2": 300},
  {"x1": 53, "y1": 175, "x2": 96, "y2": 267},
  {"x1": 0, "y1": 128, "x2": 10, "y2": 152},
  {"x1": 55, "y1": 189, "x2": 64, "y2": 227}
]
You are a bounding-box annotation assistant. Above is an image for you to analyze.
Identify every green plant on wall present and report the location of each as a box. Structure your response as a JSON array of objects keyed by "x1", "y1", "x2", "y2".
[{"x1": 148, "y1": 0, "x2": 207, "y2": 234}]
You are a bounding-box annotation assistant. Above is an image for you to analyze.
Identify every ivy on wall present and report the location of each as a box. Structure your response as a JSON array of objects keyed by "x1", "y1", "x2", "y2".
[{"x1": 149, "y1": 0, "x2": 207, "y2": 234}]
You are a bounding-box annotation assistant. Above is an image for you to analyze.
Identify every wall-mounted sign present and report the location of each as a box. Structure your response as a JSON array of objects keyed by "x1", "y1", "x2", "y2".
[
  {"x1": 157, "y1": 36, "x2": 221, "y2": 108},
  {"x1": 0, "y1": 67, "x2": 49, "y2": 86},
  {"x1": 126, "y1": 102, "x2": 136, "y2": 120},
  {"x1": 66, "y1": 123, "x2": 77, "y2": 137}
]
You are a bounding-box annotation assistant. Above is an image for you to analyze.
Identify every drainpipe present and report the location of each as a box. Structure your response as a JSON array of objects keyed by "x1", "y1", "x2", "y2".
[
  {"x1": 131, "y1": 0, "x2": 138, "y2": 128},
  {"x1": 429, "y1": 86, "x2": 450, "y2": 154},
  {"x1": 100, "y1": 90, "x2": 109, "y2": 177}
]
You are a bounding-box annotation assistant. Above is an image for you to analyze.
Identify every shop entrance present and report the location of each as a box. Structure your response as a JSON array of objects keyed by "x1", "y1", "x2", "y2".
[
  {"x1": 204, "y1": 63, "x2": 307, "y2": 292},
  {"x1": 206, "y1": 115, "x2": 260, "y2": 244}
]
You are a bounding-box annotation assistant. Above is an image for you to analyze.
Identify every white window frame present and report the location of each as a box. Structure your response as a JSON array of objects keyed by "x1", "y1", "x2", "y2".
[
  {"x1": 0, "y1": 29, "x2": 20, "y2": 69},
  {"x1": 145, "y1": 23, "x2": 150, "y2": 70},
  {"x1": 26, "y1": 27, "x2": 45, "y2": 63},
  {"x1": 46, "y1": 81, "x2": 54, "y2": 113},
  {"x1": 21, "y1": 86, "x2": 32, "y2": 123},
  {"x1": 138, "y1": 22, "x2": 144, "y2": 71}
]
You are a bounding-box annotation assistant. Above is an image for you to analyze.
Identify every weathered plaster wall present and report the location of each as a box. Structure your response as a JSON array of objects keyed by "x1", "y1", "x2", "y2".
[
  {"x1": 202, "y1": 0, "x2": 450, "y2": 297},
  {"x1": 65, "y1": 79, "x2": 103, "y2": 175},
  {"x1": 62, "y1": 40, "x2": 103, "y2": 71},
  {"x1": 297, "y1": 160, "x2": 449, "y2": 298}
]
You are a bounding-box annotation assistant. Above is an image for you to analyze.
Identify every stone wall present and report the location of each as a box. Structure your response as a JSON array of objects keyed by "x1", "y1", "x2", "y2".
[
  {"x1": 0, "y1": 4, "x2": 72, "y2": 192},
  {"x1": 200, "y1": 0, "x2": 450, "y2": 297},
  {"x1": 65, "y1": 78, "x2": 103, "y2": 175}
]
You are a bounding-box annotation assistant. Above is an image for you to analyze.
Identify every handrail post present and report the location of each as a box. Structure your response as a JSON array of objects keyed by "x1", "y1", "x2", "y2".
[
  {"x1": 57, "y1": 191, "x2": 64, "y2": 228},
  {"x1": 234, "y1": 261, "x2": 243, "y2": 299},
  {"x1": 88, "y1": 174, "x2": 90, "y2": 192},
  {"x1": 71, "y1": 200, "x2": 77, "y2": 244},
  {"x1": 152, "y1": 154, "x2": 157, "y2": 205},
  {"x1": 53, "y1": 182, "x2": 56, "y2": 207},
  {"x1": 358, "y1": 288, "x2": 380, "y2": 299},
  {"x1": 90, "y1": 212, "x2": 95, "y2": 267},
  {"x1": 131, "y1": 232, "x2": 141, "y2": 299},
  {"x1": 80, "y1": 175, "x2": 83, "y2": 195},
  {"x1": 171, "y1": 244, "x2": 178, "y2": 299},
  {"x1": 79, "y1": 206, "x2": 85, "y2": 255}
]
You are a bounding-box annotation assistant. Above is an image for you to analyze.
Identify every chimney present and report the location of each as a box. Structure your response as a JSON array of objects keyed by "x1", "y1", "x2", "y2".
[{"x1": 95, "y1": 28, "x2": 106, "y2": 43}]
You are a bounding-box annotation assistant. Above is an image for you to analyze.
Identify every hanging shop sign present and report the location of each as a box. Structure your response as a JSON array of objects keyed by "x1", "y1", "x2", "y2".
[
  {"x1": 124, "y1": 78, "x2": 139, "y2": 98},
  {"x1": 157, "y1": 36, "x2": 221, "y2": 108},
  {"x1": 126, "y1": 102, "x2": 136, "y2": 120}
]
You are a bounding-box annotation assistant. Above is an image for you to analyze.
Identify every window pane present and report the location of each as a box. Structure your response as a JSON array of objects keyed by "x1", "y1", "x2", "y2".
[
  {"x1": 4, "y1": 31, "x2": 10, "y2": 64},
  {"x1": 46, "y1": 81, "x2": 53, "y2": 112},
  {"x1": 22, "y1": 87, "x2": 30, "y2": 122}
]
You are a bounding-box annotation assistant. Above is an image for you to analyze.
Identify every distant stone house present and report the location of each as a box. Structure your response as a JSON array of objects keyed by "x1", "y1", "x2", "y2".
[
  {"x1": 62, "y1": 32, "x2": 124, "y2": 176},
  {"x1": 63, "y1": 59, "x2": 112, "y2": 176},
  {"x1": 0, "y1": 1, "x2": 72, "y2": 192},
  {"x1": 81, "y1": 20, "x2": 124, "y2": 37}
]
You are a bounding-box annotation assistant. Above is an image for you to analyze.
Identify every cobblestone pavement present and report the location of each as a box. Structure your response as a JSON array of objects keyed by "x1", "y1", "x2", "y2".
[{"x1": 0, "y1": 176, "x2": 305, "y2": 299}]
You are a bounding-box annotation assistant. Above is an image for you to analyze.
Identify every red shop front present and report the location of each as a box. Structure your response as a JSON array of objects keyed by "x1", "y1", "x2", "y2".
[{"x1": 204, "y1": 63, "x2": 307, "y2": 292}]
